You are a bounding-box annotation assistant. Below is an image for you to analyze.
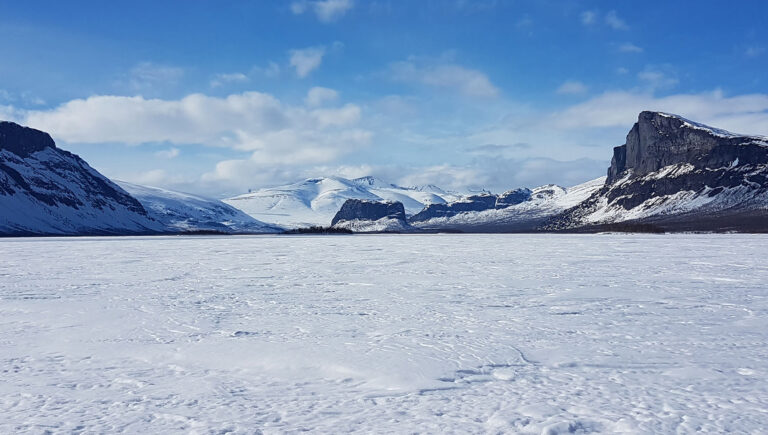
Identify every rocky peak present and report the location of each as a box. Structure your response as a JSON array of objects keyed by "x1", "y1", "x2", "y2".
[
  {"x1": 331, "y1": 199, "x2": 407, "y2": 226},
  {"x1": 606, "y1": 111, "x2": 768, "y2": 184},
  {"x1": 0, "y1": 121, "x2": 57, "y2": 157}
]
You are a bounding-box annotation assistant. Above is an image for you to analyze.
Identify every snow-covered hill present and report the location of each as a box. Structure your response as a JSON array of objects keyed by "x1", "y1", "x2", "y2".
[
  {"x1": 0, "y1": 121, "x2": 162, "y2": 236},
  {"x1": 117, "y1": 181, "x2": 282, "y2": 234},
  {"x1": 224, "y1": 176, "x2": 460, "y2": 228},
  {"x1": 411, "y1": 177, "x2": 605, "y2": 232}
]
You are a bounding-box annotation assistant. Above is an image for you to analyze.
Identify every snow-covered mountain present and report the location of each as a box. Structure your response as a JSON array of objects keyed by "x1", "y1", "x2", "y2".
[
  {"x1": 553, "y1": 111, "x2": 768, "y2": 232},
  {"x1": 0, "y1": 121, "x2": 162, "y2": 236},
  {"x1": 224, "y1": 176, "x2": 460, "y2": 228},
  {"x1": 117, "y1": 181, "x2": 282, "y2": 234},
  {"x1": 410, "y1": 178, "x2": 604, "y2": 232}
]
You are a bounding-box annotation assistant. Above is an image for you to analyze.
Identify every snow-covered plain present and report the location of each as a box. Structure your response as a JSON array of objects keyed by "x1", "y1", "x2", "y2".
[{"x1": 1, "y1": 235, "x2": 767, "y2": 433}]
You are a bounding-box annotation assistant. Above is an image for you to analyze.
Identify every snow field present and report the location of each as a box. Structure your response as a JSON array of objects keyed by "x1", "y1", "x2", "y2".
[{"x1": 1, "y1": 234, "x2": 767, "y2": 433}]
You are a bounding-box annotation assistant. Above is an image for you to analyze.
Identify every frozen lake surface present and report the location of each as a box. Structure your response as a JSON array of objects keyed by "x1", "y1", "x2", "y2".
[{"x1": 1, "y1": 234, "x2": 767, "y2": 433}]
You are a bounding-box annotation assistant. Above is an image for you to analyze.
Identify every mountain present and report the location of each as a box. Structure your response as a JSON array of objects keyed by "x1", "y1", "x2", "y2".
[
  {"x1": 224, "y1": 176, "x2": 460, "y2": 228},
  {"x1": 331, "y1": 199, "x2": 409, "y2": 232},
  {"x1": 116, "y1": 181, "x2": 282, "y2": 234},
  {"x1": 410, "y1": 178, "x2": 604, "y2": 232},
  {"x1": 553, "y1": 111, "x2": 768, "y2": 232},
  {"x1": 0, "y1": 121, "x2": 162, "y2": 236}
]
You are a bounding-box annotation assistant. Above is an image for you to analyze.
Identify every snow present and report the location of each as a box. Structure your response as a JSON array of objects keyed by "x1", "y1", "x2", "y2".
[
  {"x1": 0, "y1": 148, "x2": 161, "y2": 235},
  {"x1": 413, "y1": 177, "x2": 605, "y2": 228},
  {"x1": 223, "y1": 176, "x2": 460, "y2": 228},
  {"x1": 116, "y1": 181, "x2": 281, "y2": 234},
  {"x1": 657, "y1": 112, "x2": 768, "y2": 143},
  {"x1": 332, "y1": 217, "x2": 409, "y2": 232},
  {"x1": 584, "y1": 164, "x2": 768, "y2": 224},
  {"x1": 2, "y1": 234, "x2": 767, "y2": 433}
]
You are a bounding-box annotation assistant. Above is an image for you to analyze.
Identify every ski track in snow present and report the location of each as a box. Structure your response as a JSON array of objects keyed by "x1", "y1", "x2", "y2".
[{"x1": 1, "y1": 234, "x2": 767, "y2": 433}]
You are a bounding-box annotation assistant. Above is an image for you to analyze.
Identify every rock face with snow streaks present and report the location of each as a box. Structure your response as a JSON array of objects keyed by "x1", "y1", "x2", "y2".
[
  {"x1": 556, "y1": 111, "x2": 768, "y2": 231},
  {"x1": 331, "y1": 199, "x2": 409, "y2": 232},
  {"x1": 0, "y1": 121, "x2": 161, "y2": 236}
]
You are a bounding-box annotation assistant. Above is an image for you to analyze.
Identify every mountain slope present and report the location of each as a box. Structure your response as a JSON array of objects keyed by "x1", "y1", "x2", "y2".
[
  {"x1": 0, "y1": 121, "x2": 162, "y2": 236},
  {"x1": 411, "y1": 178, "x2": 604, "y2": 232},
  {"x1": 224, "y1": 176, "x2": 459, "y2": 228},
  {"x1": 116, "y1": 181, "x2": 282, "y2": 234},
  {"x1": 553, "y1": 111, "x2": 768, "y2": 231}
]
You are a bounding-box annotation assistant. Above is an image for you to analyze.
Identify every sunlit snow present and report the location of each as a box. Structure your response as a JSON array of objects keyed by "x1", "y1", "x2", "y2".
[{"x1": 1, "y1": 234, "x2": 767, "y2": 433}]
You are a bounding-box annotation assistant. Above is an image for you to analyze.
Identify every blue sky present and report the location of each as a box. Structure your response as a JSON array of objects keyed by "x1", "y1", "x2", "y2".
[{"x1": 2, "y1": 0, "x2": 767, "y2": 196}]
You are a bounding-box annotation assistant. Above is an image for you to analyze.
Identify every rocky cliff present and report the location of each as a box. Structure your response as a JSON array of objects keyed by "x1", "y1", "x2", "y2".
[
  {"x1": 606, "y1": 111, "x2": 768, "y2": 183},
  {"x1": 0, "y1": 121, "x2": 162, "y2": 235},
  {"x1": 331, "y1": 199, "x2": 408, "y2": 232},
  {"x1": 556, "y1": 111, "x2": 768, "y2": 231}
]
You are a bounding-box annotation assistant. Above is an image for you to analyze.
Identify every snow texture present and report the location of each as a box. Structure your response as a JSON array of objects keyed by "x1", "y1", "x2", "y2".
[
  {"x1": 2, "y1": 234, "x2": 767, "y2": 433},
  {"x1": 116, "y1": 181, "x2": 282, "y2": 234}
]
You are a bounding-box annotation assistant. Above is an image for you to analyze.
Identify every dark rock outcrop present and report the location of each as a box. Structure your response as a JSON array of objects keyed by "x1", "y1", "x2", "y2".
[
  {"x1": 331, "y1": 199, "x2": 407, "y2": 226},
  {"x1": 495, "y1": 188, "x2": 532, "y2": 208},
  {"x1": 410, "y1": 193, "x2": 499, "y2": 222},
  {"x1": 0, "y1": 121, "x2": 56, "y2": 157},
  {"x1": 0, "y1": 121, "x2": 162, "y2": 235}
]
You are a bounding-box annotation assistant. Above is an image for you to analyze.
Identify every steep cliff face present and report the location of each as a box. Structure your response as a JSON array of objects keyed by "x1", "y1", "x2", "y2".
[
  {"x1": 557, "y1": 111, "x2": 768, "y2": 231},
  {"x1": 0, "y1": 121, "x2": 162, "y2": 235},
  {"x1": 606, "y1": 111, "x2": 768, "y2": 183},
  {"x1": 331, "y1": 199, "x2": 408, "y2": 231}
]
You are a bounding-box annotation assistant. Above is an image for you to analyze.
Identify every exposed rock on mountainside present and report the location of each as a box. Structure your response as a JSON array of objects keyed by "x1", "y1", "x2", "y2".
[
  {"x1": 410, "y1": 179, "x2": 603, "y2": 232},
  {"x1": 410, "y1": 193, "x2": 498, "y2": 222},
  {"x1": 331, "y1": 199, "x2": 409, "y2": 232},
  {"x1": 556, "y1": 111, "x2": 768, "y2": 231},
  {"x1": 496, "y1": 188, "x2": 533, "y2": 208},
  {"x1": 0, "y1": 121, "x2": 162, "y2": 236}
]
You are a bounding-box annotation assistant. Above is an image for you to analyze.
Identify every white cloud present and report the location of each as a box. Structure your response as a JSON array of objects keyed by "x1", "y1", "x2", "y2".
[
  {"x1": 252, "y1": 61, "x2": 281, "y2": 78},
  {"x1": 305, "y1": 86, "x2": 339, "y2": 107},
  {"x1": 746, "y1": 46, "x2": 766, "y2": 58},
  {"x1": 126, "y1": 169, "x2": 189, "y2": 187},
  {"x1": 556, "y1": 80, "x2": 588, "y2": 95},
  {"x1": 210, "y1": 72, "x2": 249, "y2": 88},
  {"x1": 580, "y1": 11, "x2": 596, "y2": 25},
  {"x1": 289, "y1": 46, "x2": 326, "y2": 78},
  {"x1": 22, "y1": 90, "x2": 370, "y2": 160},
  {"x1": 618, "y1": 43, "x2": 643, "y2": 53},
  {"x1": 127, "y1": 62, "x2": 184, "y2": 91},
  {"x1": 604, "y1": 10, "x2": 628, "y2": 30},
  {"x1": 155, "y1": 147, "x2": 180, "y2": 159},
  {"x1": 637, "y1": 66, "x2": 678, "y2": 91},
  {"x1": 14, "y1": 91, "x2": 372, "y2": 194},
  {"x1": 291, "y1": 0, "x2": 354, "y2": 23},
  {"x1": 390, "y1": 60, "x2": 499, "y2": 98},
  {"x1": 552, "y1": 89, "x2": 768, "y2": 136}
]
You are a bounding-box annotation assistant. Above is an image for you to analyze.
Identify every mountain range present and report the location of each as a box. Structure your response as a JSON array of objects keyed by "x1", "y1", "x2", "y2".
[
  {"x1": 2, "y1": 111, "x2": 768, "y2": 235},
  {"x1": 222, "y1": 175, "x2": 463, "y2": 228}
]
